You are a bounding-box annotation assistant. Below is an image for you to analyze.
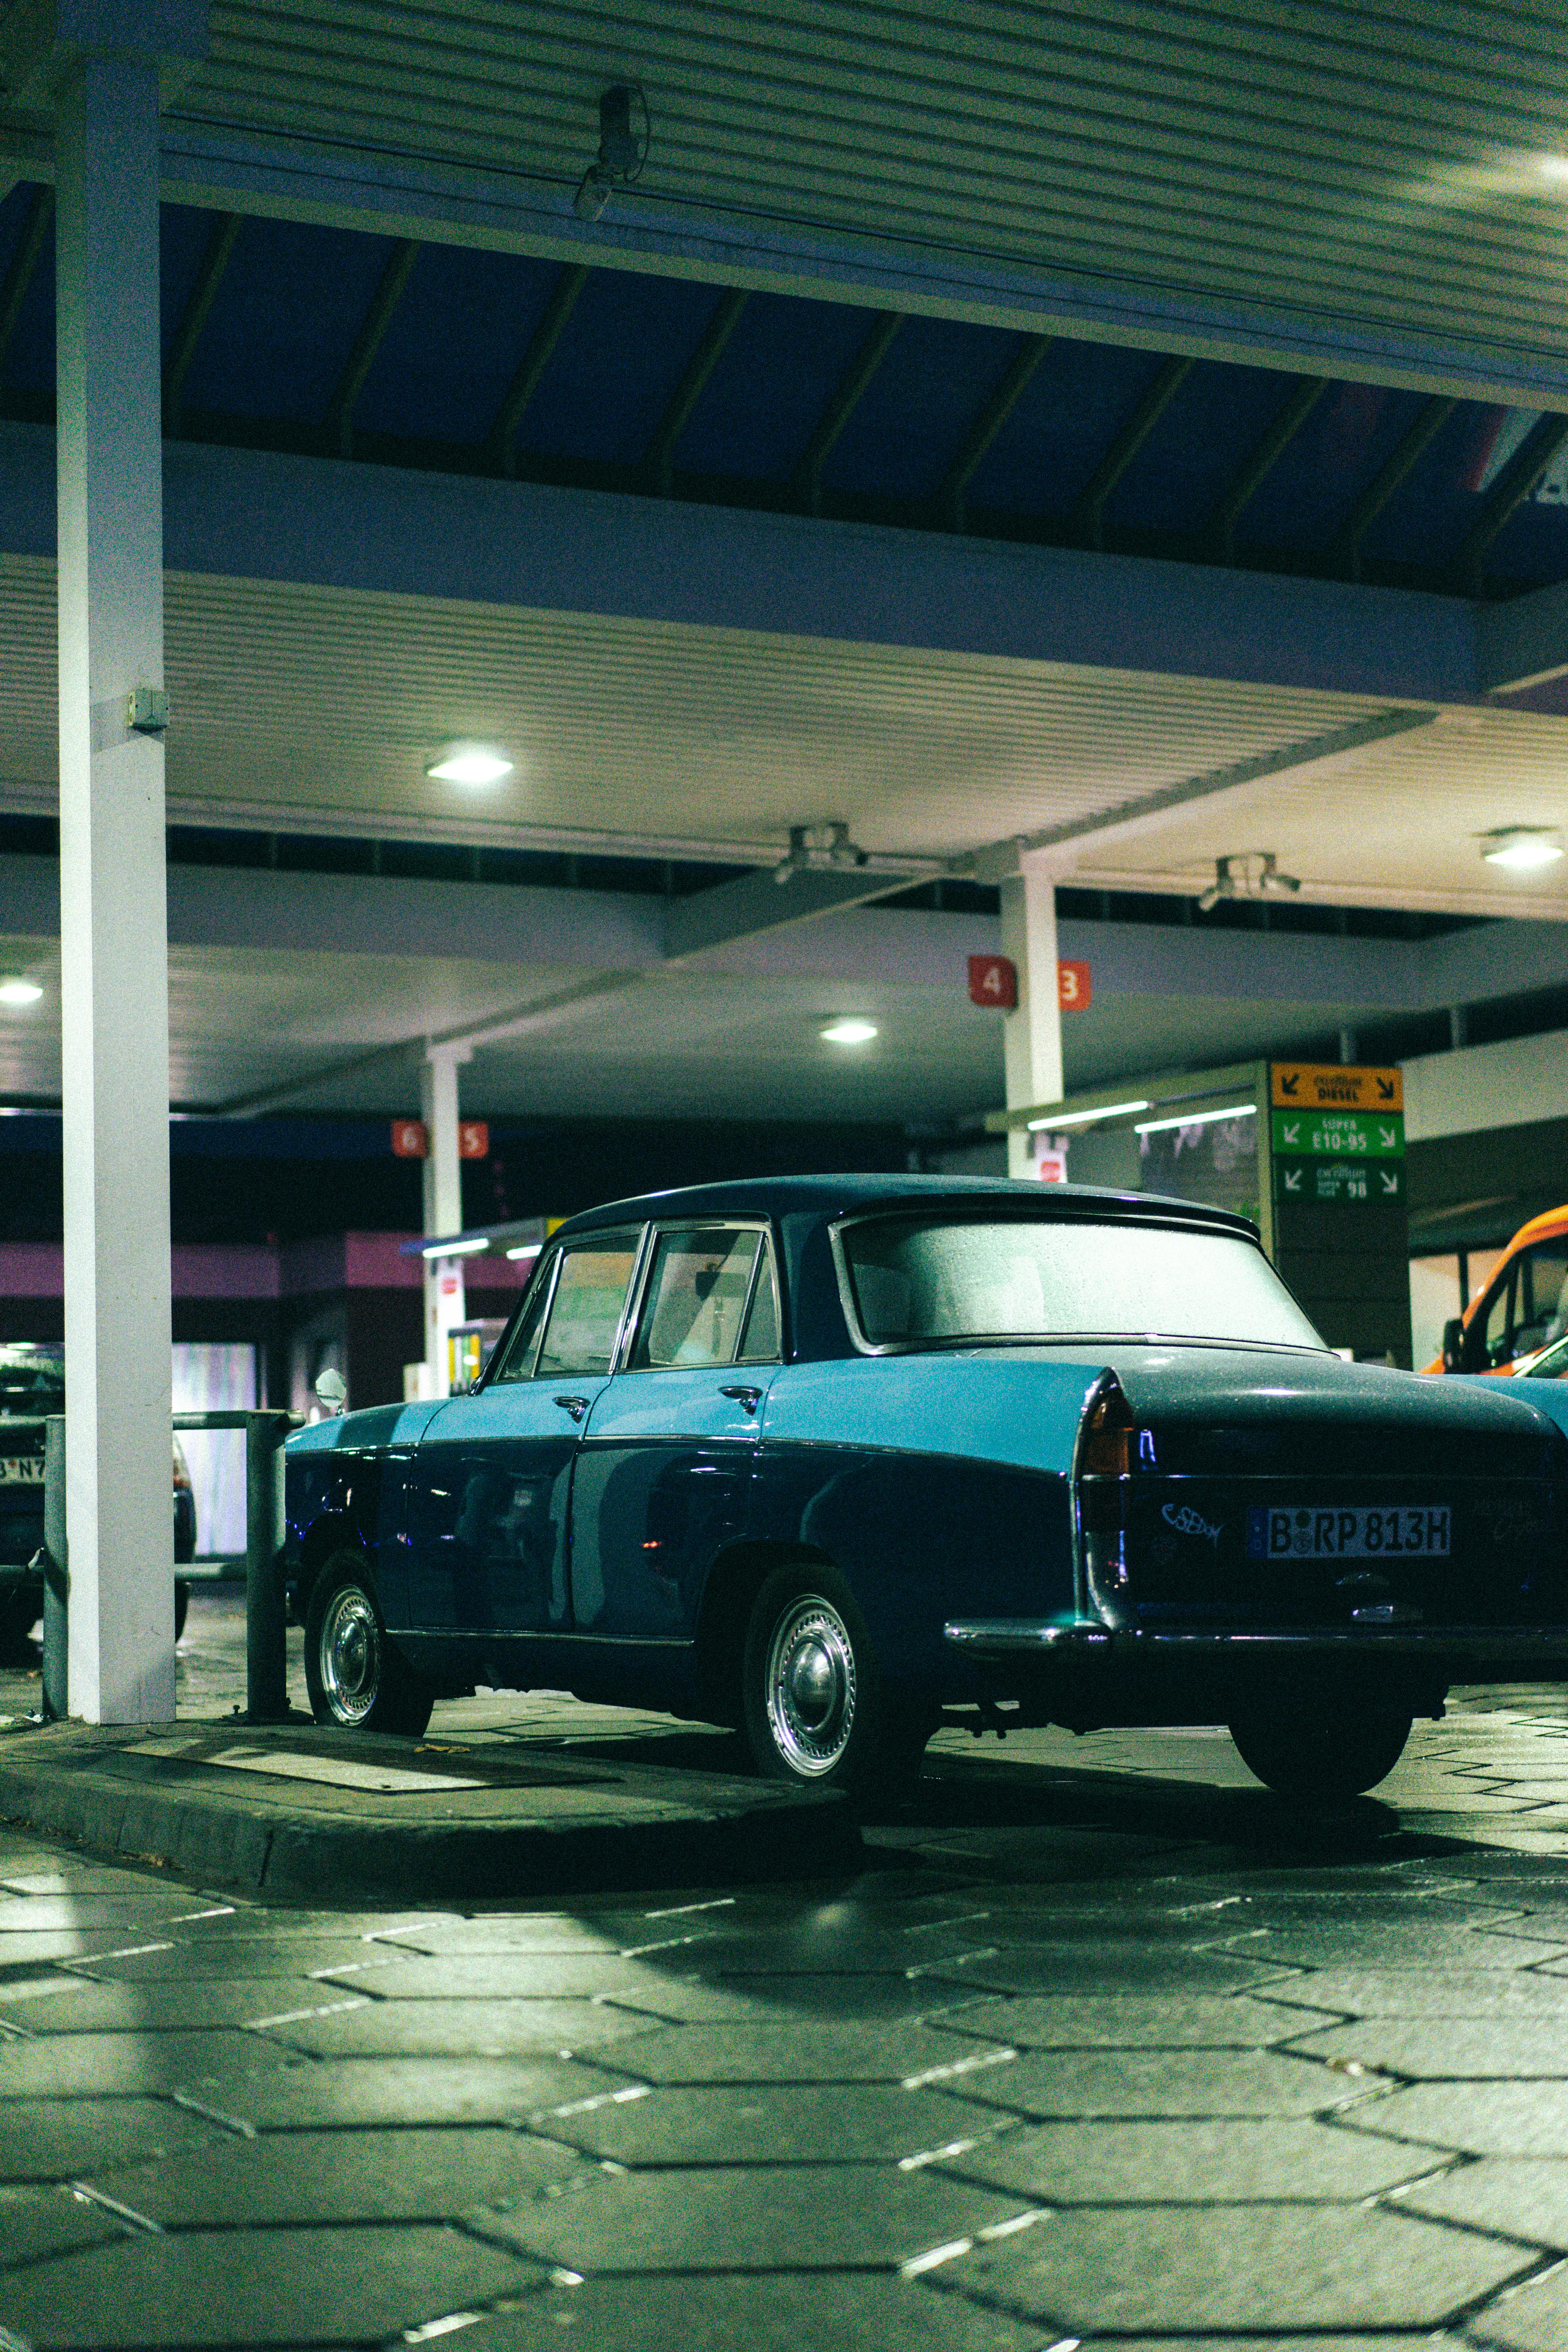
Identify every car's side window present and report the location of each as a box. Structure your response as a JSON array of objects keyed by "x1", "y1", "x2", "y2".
[
  {"x1": 488, "y1": 1251, "x2": 559, "y2": 1384},
  {"x1": 736, "y1": 1236, "x2": 782, "y2": 1363},
  {"x1": 1479, "y1": 1264, "x2": 1517, "y2": 1367},
  {"x1": 535, "y1": 1238, "x2": 641, "y2": 1378},
  {"x1": 1517, "y1": 1244, "x2": 1568, "y2": 1356},
  {"x1": 629, "y1": 1228, "x2": 763, "y2": 1370}
]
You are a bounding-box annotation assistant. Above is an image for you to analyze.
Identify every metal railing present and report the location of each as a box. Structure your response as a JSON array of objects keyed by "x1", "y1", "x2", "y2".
[{"x1": 39, "y1": 1408, "x2": 301, "y2": 1724}]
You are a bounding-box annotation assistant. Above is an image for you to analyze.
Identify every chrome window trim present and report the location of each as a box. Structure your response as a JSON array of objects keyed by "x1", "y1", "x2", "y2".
[
  {"x1": 483, "y1": 1245, "x2": 564, "y2": 1387},
  {"x1": 616, "y1": 1218, "x2": 777, "y2": 1376},
  {"x1": 735, "y1": 1230, "x2": 783, "y2": 1366},
  {"x1": 827, "y1": 1206, "x2": 1329, "y2": 1359}
]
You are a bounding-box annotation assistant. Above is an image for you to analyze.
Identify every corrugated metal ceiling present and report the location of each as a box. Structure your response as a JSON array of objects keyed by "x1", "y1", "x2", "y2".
[{"x1": 161, "y1": 2, "x2": 1568, "y2": 371}]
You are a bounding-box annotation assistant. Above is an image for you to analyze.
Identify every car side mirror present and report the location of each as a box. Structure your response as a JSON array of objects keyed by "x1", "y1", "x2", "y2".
[
  {"x1": 314, "y1": 1368, "x2": 347, "y2": 1415},
  {"x1": 1442, "y1": 1316, "x2": 1466, "y2": 1374}
]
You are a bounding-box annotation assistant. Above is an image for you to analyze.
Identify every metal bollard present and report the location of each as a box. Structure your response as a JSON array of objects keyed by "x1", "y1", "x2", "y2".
[
  {"x1": 245, "y1": 1415, "x2": 290, "y2": 1724},
  {"x1": 40, "y1": 1414, "x2": 66, "y2": 1721}
]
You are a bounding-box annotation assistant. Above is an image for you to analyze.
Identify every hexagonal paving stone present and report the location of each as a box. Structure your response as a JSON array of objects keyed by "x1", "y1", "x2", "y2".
[
  {"x1": 0, "y1": 2183, "x2": 125, "y2": 2269},
  {"x1": 951, "y1": 2045, "x2": 1346, "y2": 2120},
  {"x1": 0, "y1": 2030, "x2": 298, "y2": 2099},
  {"x1": 1212, "y1": 1924, "x2": 1568, "y2": 1971},
  {"x1": 470, "y1": 2162, "x2": 1032, "y2": 2272},
  {"x1": 1467, "y1": 2261, "x2": 1568, "y2": 2348},
  {"x1": 468, "y1": 2271, "x2": 1047, "y2": 2349},
  {"x1": 940, "y1": 2200, "x2": 1534, "y2": 2331},
  {"x1": 0, "y1": 1976, "x2": 344, "y2": 2032},
  {"x1": 85, "y1": 2127, "x2": 594, "y2": 2228},
  {"x1": 1397, "y1": 2158, "x2": 1568, "y2": 2249},
  {"x1": 0, "y1": 2221, "x2": 542, "y2": 2348},
  {"x1": 260, "y1": 1998, "x2": 657, "y2": 2060},
  {"x1": 538, "y1": 2083, "x2": 1007, "y2": 2165},
  {"x1": 943, "y1": 2115, "x2": 1450, "y2": 2201},
  {"x1": 924, "y1": 1945, "x2": 1283, "y2": 1995},
  {"x1": 0, "y1": 2097, "x2": 214, "y2": 2183},
  {"x1": 1348, "y1": 2082, "x2": 1568, "y2": 2159},
  {"x1": 597, "y1": 2021, "x2": 1011, "y2": 2085},
  {"x1": 212, "y1": 2056, "x2": 637, "y2": 2131},
  {"x1": 1269, "y1": 1969, "x2": 1568, "y2": 2017},
  {"x1": 934, "y1": 1993, "x2": 1306, "y2": 2049},
  {"x1": 1286, "y1": 2019, "x2": 1568, "y2": 2077},
  {"x1": 358, "y1": 1953, "x2": 704, "y2": 2000}
]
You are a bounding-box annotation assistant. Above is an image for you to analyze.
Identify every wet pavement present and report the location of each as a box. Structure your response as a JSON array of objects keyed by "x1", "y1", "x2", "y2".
[{"x1": 5, "y1": 1596, "x2": 1568, "y2": 2343}]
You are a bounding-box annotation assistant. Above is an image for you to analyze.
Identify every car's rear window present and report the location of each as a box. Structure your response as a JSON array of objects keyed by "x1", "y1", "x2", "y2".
[
  {"x1": 0, "y1": 1351, "x2": 64, "y2": 1413},
  {"x1": 840, "y1": 1216, "x2": 1325, "y2": 1350}
]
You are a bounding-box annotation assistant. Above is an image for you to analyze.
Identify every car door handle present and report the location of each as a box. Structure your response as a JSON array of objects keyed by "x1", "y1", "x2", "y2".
[
  {"x1": 553, "y1": 1394, "x2": 592, "y2": 1423},
  {"x1": 719, "y1": 1385, "x2": 764, "y2": 1414}
]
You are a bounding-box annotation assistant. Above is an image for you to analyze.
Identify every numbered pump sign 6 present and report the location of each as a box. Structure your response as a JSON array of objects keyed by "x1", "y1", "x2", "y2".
[{"x1": 967, "y1": 956, "x2": 1091, "y2": 1012}]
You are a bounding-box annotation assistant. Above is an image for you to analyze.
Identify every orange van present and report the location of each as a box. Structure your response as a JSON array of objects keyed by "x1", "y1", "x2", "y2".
[{"x1": 1431, "y1": 1204, "x2": 1568, "y2": 1374}]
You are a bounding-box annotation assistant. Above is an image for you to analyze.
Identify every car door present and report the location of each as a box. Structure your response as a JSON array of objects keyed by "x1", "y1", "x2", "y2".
[
  {"x1": 570, "y1": 1222, "x2": 782, "y2": 1638},
  {"x1": 402, "y1": 1229, "x2": 645, "y2": 1634}
]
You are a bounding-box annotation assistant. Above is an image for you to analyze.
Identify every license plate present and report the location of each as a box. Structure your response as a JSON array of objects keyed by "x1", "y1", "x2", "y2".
[
  {"x1": 0, "y1": 1457, "x2": 43, "y2": 1486},
  {"x1": 1248, "y1": 1504, "x2": 1451, "y2": 1561}
]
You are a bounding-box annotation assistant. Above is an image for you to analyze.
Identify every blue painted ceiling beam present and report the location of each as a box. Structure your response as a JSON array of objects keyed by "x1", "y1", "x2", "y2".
[{"x1": 0, "y1": 424, "x2": 1480, "y2": 707}]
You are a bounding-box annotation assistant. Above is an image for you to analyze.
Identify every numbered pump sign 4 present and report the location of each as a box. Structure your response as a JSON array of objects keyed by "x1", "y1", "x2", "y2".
[{"x1": 967, "y1": 956, "x2": 1091, "y2": 1013}]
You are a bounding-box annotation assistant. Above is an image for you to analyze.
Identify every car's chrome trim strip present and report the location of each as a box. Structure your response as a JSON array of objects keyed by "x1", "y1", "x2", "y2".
[{"x1": 944, "y1": 1618, "x2": 1568, "y2": 1659}]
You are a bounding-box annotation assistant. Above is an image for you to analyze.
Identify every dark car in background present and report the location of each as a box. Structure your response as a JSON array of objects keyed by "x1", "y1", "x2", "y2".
[
  {"x1": 0, "y1": 1345, "x2": 197, "y2": 1657},
  {"x1": 285, "y1": 1177, "x2": 1568, "y2": 1804}
]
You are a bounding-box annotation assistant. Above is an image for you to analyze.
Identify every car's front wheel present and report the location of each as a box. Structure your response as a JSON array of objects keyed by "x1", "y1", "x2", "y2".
[
  {"x1": 740, "y1": 1565, "x2": 927, "y2": 1796},
  {"x1": 304, "y1": 1557, "x2": 434, "y2": 1737},
  {"x1": 1229, "y1": 1699, "x2": 1412, "y2": 1802}
]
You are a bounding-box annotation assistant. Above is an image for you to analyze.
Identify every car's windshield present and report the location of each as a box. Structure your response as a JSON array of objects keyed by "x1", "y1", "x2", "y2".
[
  {"x1": 840, "y1": 1215, "x2": 1325, "y2": 1350},
  {"x1": 0, "y1": 1348, "x2": 64, "y2": 1413}
]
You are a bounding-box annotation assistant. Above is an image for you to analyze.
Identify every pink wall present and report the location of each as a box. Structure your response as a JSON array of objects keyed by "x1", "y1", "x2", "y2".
[{"x1": 0, "y1": 1233, "x2": 536, "y2": 1304}]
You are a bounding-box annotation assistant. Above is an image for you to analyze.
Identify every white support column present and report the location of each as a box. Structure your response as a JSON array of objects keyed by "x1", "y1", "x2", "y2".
[
  {"x1": 57, "y1": 42, "x2": 174, "y2": 1722},
  {"x1": 421, "y1": 1042, "x2": 470, "y2": 1396},
  {"x1": 1000, "y1": 861, "x2": 1065, "y2": 1180}
]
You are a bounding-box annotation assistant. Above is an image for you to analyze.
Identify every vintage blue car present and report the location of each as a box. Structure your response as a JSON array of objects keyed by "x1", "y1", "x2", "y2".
[{"x1": 284, "y1": 1176, "x2": 1568, "y2": 1802}]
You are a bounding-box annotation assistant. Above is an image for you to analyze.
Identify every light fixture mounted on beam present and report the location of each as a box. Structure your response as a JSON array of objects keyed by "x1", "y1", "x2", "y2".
[
  {"x1": 775, "y1": 822, "x2": 871, "y2": 884},
  {"x1": 573, "y1": 84, "x2": 651, "y2": 222},
  {"x1": 0, "y1": 978, "x2": 43, "y2": 1009},
  {"x1": 821, "y1": 1018, "x2": 878, "y2": 1046},
  {"x1": 1480, "y1": 826, "x2": 1564, "y2": 872},
  {"x1": 1196, "y1": 850, "x2": 1302, "y2": 913},
  {"x1": 425, "y1": 742, "x2": 514, "y2": 787}
]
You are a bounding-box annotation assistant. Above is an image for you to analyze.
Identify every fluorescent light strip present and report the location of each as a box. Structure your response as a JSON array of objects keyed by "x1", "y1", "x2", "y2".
[
  {"x1": 419, "y1": 1236, "x2": 491, "y2": 1259},
  {"x1": 1134, "y1": 1103, "x2": 1257, "y2": 1136},
  {"x1": 1027, "y1": 1097, "x2": 1151, "y2": 1132},
  {"x1": 505, "y1": 1242, "x2": 542, "y2": 1262}
]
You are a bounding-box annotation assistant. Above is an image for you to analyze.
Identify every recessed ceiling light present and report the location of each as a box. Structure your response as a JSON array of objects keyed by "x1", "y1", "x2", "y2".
[
  {"x1": 1481, "y1": 827, "x2": 1565, "y2": 872},
  {"x1": 821, "y1": 1019, "x2": 878, "y2": 1046},
  {"x1": 0, "y1": 979, "x2": 43, "y2": 1008},
  {"x1": 425, "y1": 744, "x2": 514, "y2": 787}
]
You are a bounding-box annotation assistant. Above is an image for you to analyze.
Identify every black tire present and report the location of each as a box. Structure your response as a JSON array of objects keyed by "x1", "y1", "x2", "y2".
[
  {"x1": 740, "y1": 1563, "x2": 928, "y2": 1796},
  {"x1": 1229, "y1": 1700, "x2": 1412, "y2": 1802},
  {"x1": 174, "y1": 1581, "x2": 190, "y2": 1643},
  {"x1": 303, "y1": 1556, "x2": 434, "y2": 1737},
  {"x1": 0, "y1": 1588, "x2": 36, "y2": 1663}
]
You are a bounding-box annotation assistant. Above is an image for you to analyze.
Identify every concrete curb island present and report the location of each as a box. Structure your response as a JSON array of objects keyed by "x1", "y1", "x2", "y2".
[{"x1": 0, "y1": 1720, "x2": 858, "y2": 1898}]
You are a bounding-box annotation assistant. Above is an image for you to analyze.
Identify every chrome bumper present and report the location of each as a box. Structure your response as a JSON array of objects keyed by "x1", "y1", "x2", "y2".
[{"x1": 944, "y1": 1619, "x2": 1568, "y2": 1665}]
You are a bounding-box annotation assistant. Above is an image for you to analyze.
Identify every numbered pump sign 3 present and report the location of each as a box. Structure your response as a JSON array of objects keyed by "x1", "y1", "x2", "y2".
[{"x1": 967, "y1": 956, "x2": 1091, "y2": 1013}]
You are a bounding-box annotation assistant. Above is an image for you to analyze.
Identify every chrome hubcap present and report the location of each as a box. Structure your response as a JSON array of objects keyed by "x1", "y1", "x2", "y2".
[
  {"x1": 765, "y1": 1595, "x2": 857, "y2": 1775},
  {"x1": 320, "y1": 1588, "x2": 380, "y2": 1724}
]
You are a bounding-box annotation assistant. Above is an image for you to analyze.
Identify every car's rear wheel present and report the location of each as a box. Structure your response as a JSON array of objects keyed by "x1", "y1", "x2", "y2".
[
  {"x1": 1229, "y1": 1700, "x2": 1412, "y2": 1802},
  {"x1": 740, "y1": 1564, "x2": 928, "y2": 1796},
  {"x1": 304, "y1": 1556, "x2": 434, "y2": 1737}
]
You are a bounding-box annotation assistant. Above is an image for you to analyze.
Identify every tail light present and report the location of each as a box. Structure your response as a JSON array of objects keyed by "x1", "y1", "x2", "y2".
[
  {"x1": 1077, "y1": 1379, "x2": 1149, "y2": 1615},
  {"x1": 1079, "y1": 1380, "x2": 1145, "y2": 1533}
]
